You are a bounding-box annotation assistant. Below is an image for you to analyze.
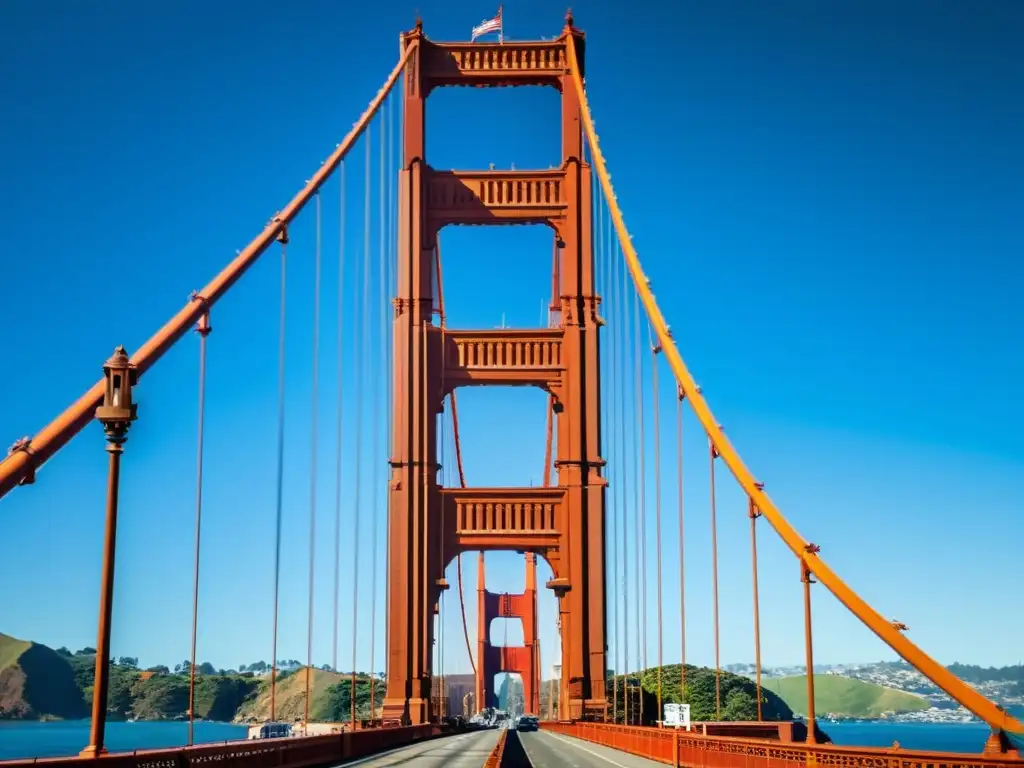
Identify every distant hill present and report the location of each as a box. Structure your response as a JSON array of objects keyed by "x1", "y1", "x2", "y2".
[
  {"x1": 762, "y1": 674, "x2": 929, "y2": 718},
  {"x1": 234, "y1": 667, "x2": 380, "y2": 723},
  {"x1": 0, "y1": 633, "x2": 88, "y2": 720}
]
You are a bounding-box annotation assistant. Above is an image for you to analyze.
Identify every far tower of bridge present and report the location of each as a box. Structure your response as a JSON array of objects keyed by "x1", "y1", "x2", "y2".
[{"x1": 383, "y1": 13, "x2": 607, "y2": 725}]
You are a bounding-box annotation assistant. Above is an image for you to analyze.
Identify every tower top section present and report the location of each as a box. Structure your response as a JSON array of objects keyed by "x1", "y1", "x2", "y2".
[{"x1": 400, "y1": 14, "x2": 585, "y2": 93}]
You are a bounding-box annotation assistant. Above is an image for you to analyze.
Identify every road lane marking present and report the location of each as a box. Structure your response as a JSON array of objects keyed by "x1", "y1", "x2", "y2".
[
  {"x1": 337, "y1": 731, "x2": 473, "y2": 766},
  {"x1": 540, "y1": 731, "x2": 635, "y2": 767}
]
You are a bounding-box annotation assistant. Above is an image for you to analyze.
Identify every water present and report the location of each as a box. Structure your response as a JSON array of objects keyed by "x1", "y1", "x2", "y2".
[
  {"x1": 0, "y1": 720, "x2": 248, "y2": 760},
  {"x1": 0, "y1": 719, "x2": 1014, "y2": 760}
]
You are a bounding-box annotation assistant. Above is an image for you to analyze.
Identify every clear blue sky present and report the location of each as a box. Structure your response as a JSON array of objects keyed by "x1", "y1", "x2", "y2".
[{"x1": 1, "y1": 0, "x2": 1022, "y2": 682}]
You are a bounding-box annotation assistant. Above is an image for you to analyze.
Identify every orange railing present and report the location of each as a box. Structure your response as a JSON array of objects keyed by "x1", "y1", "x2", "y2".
[
  {"x1": 0, "y1": 725, "x2": 442, "y2": 768},
  {"x1": 542, "y1": 722, "x2": 1024, "y2": 768}
]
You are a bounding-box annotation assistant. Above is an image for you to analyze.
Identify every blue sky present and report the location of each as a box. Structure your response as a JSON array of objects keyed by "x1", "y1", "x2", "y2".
[{"x1": 1, "y1": 0, "x2": 1022, "y2": 682}]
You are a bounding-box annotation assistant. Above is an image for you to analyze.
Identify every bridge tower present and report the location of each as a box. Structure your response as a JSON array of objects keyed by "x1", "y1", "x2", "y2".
[
  {"x1": 476, "y1": 553, "x2": 541, "y2": 715},
  {"x1": 384, "y1": 15, "x2": 606, "y2": 725}
]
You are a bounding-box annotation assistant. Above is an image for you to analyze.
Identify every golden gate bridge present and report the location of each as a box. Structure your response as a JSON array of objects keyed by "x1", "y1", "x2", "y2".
[{"x1": 1, "y1": 12, "x2": 1021, "y2": 768}]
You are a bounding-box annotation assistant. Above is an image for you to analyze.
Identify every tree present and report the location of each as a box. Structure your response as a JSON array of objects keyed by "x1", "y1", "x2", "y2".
[
  {"x1": 56, "y1": 646, "x2": 73, "y2": 657},
  {"x1": 146, "y1": 665, "x2": 170, "y2": 675},
  {"x1": 118, "y1": 656, "x2": 139, "y2": 669},
  {"x1": 198, "y1": 662, "x2": 216, "y2": 675},
  {"x1": 75, "y1": 647, "x2": 97, "y2": 656}
]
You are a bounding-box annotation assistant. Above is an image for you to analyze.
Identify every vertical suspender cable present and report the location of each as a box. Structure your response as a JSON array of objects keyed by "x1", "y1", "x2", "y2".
[
  {"x1": 369, "y1": 93, "x2": 386, "y2": 721},
  {"x1": 270, "y1": 231, "x2": 289, "y2": 723},
  {"x1": 630, "y1": 282, "x2": 647, "y2": 720},
  {"x1": 749, "y1": 497, "x2": 763, "y2": 720},
  {"x1": 595, "y1": 163, "x2": 617, "y2": 724},
  {"x1": 709, "y1": 437, "x2": 721, "y2": 719},
  {"x1": 631, "y1": 282, "x2": 646, "y2": 721},
  {"x1": 187, "y1": 308, "x2": 211, "y2": 746},
  {"x1": 676, "y1": 387, "x2": 686, "y2": 700},
  {"x1": 333, "y1": 164, "x2": 346, "y2": 674},
  {"x1": 614, "y1": 231, "x2": 630, "y2": 725},
  {"x1": 650, "y1": 328, "x2": 663, "y2": 721},
  {"x1": 350, "y1": 129, "x2": 369, "y2": 727},
  {"x1": 385, "y1": 87, "x2": 397, "y2": 684},
  {"x1": 305, "y1": 191, "x2": 323, "y2": 728}
]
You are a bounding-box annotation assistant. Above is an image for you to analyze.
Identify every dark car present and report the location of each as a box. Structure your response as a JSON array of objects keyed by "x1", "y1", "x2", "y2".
[{"x1": 517, "y1": 715, "x2": 539, "y2": 732}]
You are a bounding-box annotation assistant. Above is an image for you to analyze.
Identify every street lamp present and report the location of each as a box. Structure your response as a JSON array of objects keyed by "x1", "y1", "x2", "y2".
[{"x1": 80, "y1": 346, "x2": 137, "y2": 758}]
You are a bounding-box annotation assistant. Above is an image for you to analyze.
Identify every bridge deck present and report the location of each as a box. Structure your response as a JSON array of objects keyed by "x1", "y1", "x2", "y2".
[{"x1": 333, "y1": 729, "x2": 501, "y2": 766}]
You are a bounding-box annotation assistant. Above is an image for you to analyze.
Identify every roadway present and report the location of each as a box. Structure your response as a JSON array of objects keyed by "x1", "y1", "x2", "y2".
[
  {"x1": 515, "y1": 729, "x2": 665, "y2": 768},
  {"x1": 334, "y1": 729, "x2": 501, "y2": 766}
]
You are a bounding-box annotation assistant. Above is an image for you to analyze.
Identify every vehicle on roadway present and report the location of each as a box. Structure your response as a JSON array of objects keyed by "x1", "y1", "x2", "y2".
[{"x1": 516, "y1": 714, "x2": 539, "y2": 732}]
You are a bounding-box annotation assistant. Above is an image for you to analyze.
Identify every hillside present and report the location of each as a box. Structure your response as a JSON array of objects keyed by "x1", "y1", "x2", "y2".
[
  {"x1": 762, "y1": 674, "x2": 929, "y2": 718},
  {"x1": 0, "y1": 633, "x2": 88, "y2": 720},
  {"x1": 536, "y1": 664, "x2": 794, "y2": 723},
  {"x1": 234, "y1": 667, "x2": 380, "y2": 722}
]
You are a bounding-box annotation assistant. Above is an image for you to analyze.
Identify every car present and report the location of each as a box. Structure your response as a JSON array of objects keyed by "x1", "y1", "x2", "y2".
[{"x1": 516, "y1": 715, "x2": 539, "y2": 732}]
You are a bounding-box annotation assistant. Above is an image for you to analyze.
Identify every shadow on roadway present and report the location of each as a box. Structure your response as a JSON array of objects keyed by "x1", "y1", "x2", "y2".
[{"x1": 500, "y1": 730, "x2": 533, "y2": 767}]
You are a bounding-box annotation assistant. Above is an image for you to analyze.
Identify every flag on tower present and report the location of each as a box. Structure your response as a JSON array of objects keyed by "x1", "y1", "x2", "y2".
[{"x1": 471, "y1": 6, "x2": 503, "y2": 42}]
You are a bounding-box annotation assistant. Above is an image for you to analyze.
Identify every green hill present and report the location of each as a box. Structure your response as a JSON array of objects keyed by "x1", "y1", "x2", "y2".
[
  {"x1": 234, "y1": 667, "x2": 380, "y2": 723},
  {"x1": 0, "y1": 633, "x2": 88, "y2": 720},
  {"x1": 762, "y1": 674, "x2": 929, "y2": 718}
]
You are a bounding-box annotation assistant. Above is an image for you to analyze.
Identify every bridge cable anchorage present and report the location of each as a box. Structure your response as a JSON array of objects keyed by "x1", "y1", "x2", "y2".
[
  {"x1": 0, "y1": 48, "x2": 413, "y2": 501},
  {"x1": 748, "y1": 496, "x2": 763, "y2": 721},
  {"x1": 707, "y1": 434, "x2": 722, "y2": 719},
  {"x1": 648, "y1": 327, "x2": 665, "y2": 723},
  {"x1": 186, "y1": 295, "x2": 212, "y2": 746},
  {"x1": 303, "y1": 191, "x2": 323, "y2": 730},
  {"x1": 269, "y1": 229, "x2": 288, "y2": 723},
  {"x1": 333, "y1": 160, "x2": 346, "y2": 677},
  {"x1": 565, "y1": 33, "x2": 1024, "y2": 736}
]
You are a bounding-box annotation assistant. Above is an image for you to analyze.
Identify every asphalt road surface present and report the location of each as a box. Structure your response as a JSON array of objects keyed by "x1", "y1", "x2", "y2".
[
  {"x1": 517, "y1": 729, "x2": 666, "y2": 768},
  {"x1": 334, "y1": 729, "x2": 501, "y2": 767}
]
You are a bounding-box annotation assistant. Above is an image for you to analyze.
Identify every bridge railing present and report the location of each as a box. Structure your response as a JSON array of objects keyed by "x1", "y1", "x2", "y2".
[
  {"x1": 542, "y1": 722, "x2": 1024, "y2": 768},
  {"x1": 0, "y1": 725, "x2": 442, "y2": 768}
]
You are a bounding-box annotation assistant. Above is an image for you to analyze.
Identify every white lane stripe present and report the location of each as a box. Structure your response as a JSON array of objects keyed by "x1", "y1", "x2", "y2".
[
  {"x1": 541, "y1": 731, "x2": 635, "y2": 767},
  {"x1": 336, "y1": 731, "x2": 473, "y2": 766}
]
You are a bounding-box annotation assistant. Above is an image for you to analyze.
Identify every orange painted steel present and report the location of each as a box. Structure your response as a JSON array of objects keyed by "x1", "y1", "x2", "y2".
[
  {"x1": 0, "y1": 43, "x2": 415, "y2": 500},
  {"x1": 0, "y1": 726, "x2": 443, "y2": 768},
  {"x1": 476, "y1": 554, "x2": 541, "y2": 714},
  {"x1": 542, "y1": 722, "x2": 1024, "y2": 767},
  {"x1": 385, "y1": 17, "x2": 606, "y2": 724},
  {"x1": 563, "y1": 33, "x2": 1024, "y2": 738},
  {"x1": 483, "y1": 726, "x2": 509, "y2": 768}
]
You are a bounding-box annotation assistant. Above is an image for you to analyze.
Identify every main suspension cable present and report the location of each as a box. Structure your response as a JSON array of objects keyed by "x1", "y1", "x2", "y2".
[
  {"x1": 305, "y1": 191, "x2": 323, "y2": 728},
  {"x1": 566, "y1": 37, "x2": 1024, "y2": 736},
  {"x1": 0, "y1": 45, "x2": 416, "y2": 501},
  {"x1": 270, "y1": 230, "x2": 288, "y2": 722}
]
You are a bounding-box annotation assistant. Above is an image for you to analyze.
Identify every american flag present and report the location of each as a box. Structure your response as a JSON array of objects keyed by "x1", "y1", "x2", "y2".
[{"x1": 471, "y1": 6, "x2": 503, "y2": 42}]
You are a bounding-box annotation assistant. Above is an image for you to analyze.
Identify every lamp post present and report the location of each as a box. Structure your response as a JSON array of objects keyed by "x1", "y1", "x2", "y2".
[{"x1": 80, "y1": 346, "x2": 137, "y2": 758}]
